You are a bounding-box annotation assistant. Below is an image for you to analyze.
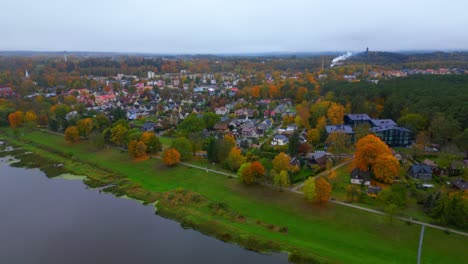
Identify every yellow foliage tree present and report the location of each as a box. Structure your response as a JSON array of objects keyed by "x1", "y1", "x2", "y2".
[
  {"x1": 315, "y1": 177, "x2": 332, "y2": 203},
  {"x1": 64, "y1": 126, "x2": 80, "y2": 143},
  {"x1": 163, "y1": 148, "x2": 181, "y2": 167},
  {"x1": 327, "y1": 102, "x2": 345, "y2": 125}
]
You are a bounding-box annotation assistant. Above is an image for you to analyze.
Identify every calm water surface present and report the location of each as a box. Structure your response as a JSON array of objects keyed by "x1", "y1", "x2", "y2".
[{"x1": 0, "y1": 156, "x2": 288, "y2": 264}]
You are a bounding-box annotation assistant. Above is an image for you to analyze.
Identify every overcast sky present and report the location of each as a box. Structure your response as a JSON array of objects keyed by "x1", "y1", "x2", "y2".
[{"x1": 2, "y1": 0, "x2": 468, "y2": 54}]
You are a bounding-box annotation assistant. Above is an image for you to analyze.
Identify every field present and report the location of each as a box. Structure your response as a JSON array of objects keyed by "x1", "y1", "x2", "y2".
[{"x1": 2, "y1": 129, "x2": 467, "y2": 264}]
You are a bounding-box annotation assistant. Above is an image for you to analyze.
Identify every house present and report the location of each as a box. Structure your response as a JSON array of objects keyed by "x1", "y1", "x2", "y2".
[
  {"x1": 408, "y1": 164, "x2": 432, "y2": 180},
  {"x1": 242, "y1": 127, "x2": 259, "y2": 138},
  {"x1": 141, "y1": 122, "x2": 155, "y2": 132},
  {"x1": 290, "y1": 157, "x2": 301, "y2": 167},
  {"x1": 213, "y1": 122, "x2": 229, "y2": 133},
  {"x1": 350, "y1": 168, "x2": 371, "y2": 186},
  {"x1": 0, "y1": 86, "x2": 14, "y2": 97},
  {"x1": 325, "y1": 125, "x2": 354, "y2": 141},
  {"x1": 271, "y1": 134, "x2": 289, "y2": 146},
  {"x1": 451, "y1": 178, "x2": 468, "y2": 191},
  {"x1": 344, "y1": 114, "x2": 372, "y2": 127},
  {"x1": 305, "y1": 151, "x2": 329, "y2": 168},
  {"x1": 371, "y1": 126, "x2": 412, "y2": 147},
  {"x1": 215, "y1": 107, "x2": 230, "y2": 115}
]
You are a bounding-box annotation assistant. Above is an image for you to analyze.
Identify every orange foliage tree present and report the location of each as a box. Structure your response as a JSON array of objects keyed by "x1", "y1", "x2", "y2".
[
  {"x1": 64, "y1": 126, "x2": 80, "y2": 143},
  {"x1": 8, "y1": 111, "x2": 24, "y2": 128},
  {"x1": 315, "y1": 177, "x2": 332, "y2": 203},
  {"x1": 238, "y1": 161, "x2": 265, "y2": 185},
  {"x1": 373, "y1": 154, "x2": 400, "y2": 183},
  {"x1": 327, "y1": 102, "x2": 345, "y2": 125},
  {"x1": 354, "y1": 134, "x2": 399, "y2": 183},
  {"x1": 163, "y1": 148, "x2": 181, "y2": 167}
]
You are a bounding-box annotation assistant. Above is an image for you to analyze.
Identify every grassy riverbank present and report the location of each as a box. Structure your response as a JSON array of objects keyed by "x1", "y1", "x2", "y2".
[{"x1": 1, "y1": 129, "x2": 467, "y2": 264}]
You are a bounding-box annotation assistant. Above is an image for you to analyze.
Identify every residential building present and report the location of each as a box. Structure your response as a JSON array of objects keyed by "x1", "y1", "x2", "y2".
[{"x1": 408, "y1": 164, "x2": 432, "y2": 180}]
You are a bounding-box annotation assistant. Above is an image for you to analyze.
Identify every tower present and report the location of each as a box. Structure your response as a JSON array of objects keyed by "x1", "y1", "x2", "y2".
[
  {"x1": 25, "y1": 69, "x2": 30, "y2": 79},
  {"x1": 64, "y1": 51, "x2": 68, "y2": 62}
]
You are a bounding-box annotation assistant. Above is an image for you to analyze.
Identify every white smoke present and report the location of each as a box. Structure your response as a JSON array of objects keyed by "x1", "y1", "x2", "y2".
[{"x1": 330, "y1": 52, "x2": 353, "y2": 67}]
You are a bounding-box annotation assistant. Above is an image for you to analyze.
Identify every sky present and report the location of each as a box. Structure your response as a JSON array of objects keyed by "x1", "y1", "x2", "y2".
[{"x1": 2, "y1": 0, "x2": 468, "y2": 54}]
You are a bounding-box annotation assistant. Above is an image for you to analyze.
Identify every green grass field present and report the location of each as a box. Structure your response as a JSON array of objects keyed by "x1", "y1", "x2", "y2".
[{"x1": 4, "y1": 129, "x2": 467, "y2": 264}]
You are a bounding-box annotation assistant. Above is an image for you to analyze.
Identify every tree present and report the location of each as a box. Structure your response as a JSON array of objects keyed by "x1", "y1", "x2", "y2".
[
  {"x1": 178, "y1": 114, "x2": 206, "y2": 135},
  {"x1": 354, "y1": 134, "x2": 392, "y2": 172},
  {"x1": 110, "y1": 123, "x2": 129, "y2": 147},
  {"x1": 272, "y1": 152, "x2": 292, "y2": 172},
  {"x1": 8, "y1": 111, "x2": 24, "y2": 128},
  {"x1": 64, "y1": 126, "x2": 79, "y2": 143},
  {"x1": 202, "y1": 112, "x2": 221, "y2": 130},
  {"x1": 171, "y1": 137, "x2": 192, "y2": 161},
  {"x1": 163, "y1": 148, "x2": 181, "y2": 167},
  {"x1": 76, "y1": 118, "x2": 93, "y2": 138},
  {"x1": 397, "y1": 113, "x2": 426, "y2": 134},
  {"x1": 315, "y1": 177, "x2": 332, "y2": 203},
  {"x1": 238, "y1": 161, "x2": 265, "y2": 185},
  {"x1": 327, "y1": 102, "x2": 345, "y2": 125},
  {"x1": 429, "y1": 113, "x2": 460, "y2": 145},
  {"x1": 346, "y1": 184, "x2": 360, "y2": 202},
  {"x1": 128, "y1": 140, "x2": 138, "y2": 157},
  {"x1": 353, "y1": 123, "x2": 371, "y2": 141},
  {"x1": 326, "y1": 132, "x2": 351, "y2": 154},
  {"x1": 288, "y1": 130, "x2": 300, "y2": 156},
  {"x1": 140, "y1": 132, "x2": 162, "y2": 154},
  {"x1": 273, "y1": 170, "x2": 290, "y2": 190},
  {"x1": 307, "y1": 128, "x2": 320, "y2": 146},
  {"x1": 93, "y1": 114, "x2": 111, "y2": 132},
  {"x1": 373, "y1": 154, "x2": 400, "y2": 183},
  {"x1": 224, "y1": 147, "x2": 245, "y2": 172},
  {"x1": 135, "y1": 140, "x2": 147, "y2": 158},
  {"x1": 24, "y1": 111, "x2": 37, "y2": 128},
  {"x1": 303, "y1": 177, "x2": 316, "y2": 201}
]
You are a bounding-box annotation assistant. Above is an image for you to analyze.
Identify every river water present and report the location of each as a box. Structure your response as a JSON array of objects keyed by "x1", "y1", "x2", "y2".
[{"x1": 0, "y1": 156, "x2": 288, "y2": 264}]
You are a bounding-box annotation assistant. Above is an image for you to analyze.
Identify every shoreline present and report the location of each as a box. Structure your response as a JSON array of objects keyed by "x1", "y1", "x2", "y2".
[{"x1": 0, "y1": 134, "x2": 320, "y2": 264}]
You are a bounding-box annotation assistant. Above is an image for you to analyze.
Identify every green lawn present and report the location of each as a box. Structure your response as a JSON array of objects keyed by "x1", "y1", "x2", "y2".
[{"x1": 5, "y1": 129, "x2": 468, "y2": 264}]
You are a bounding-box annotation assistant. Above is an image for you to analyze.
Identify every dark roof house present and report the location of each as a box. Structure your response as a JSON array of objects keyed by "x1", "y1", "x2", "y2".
[{"x1": 408, "y1": 164, "x2": 432, "y2": 180}]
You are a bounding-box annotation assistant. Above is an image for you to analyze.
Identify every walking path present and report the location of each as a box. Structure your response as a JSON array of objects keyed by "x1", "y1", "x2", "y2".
[
  {"x1": 290, "y1": 159, "x2": 352, "y2": 193},
  {"x1": 36, "y1": 129, "x2": 468, "y2": 237}
]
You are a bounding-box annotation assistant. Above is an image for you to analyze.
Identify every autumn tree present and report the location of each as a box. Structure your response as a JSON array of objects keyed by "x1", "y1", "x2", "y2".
[
  {"x1": 326, "y1": 132, "x2": 351, "y2": 154},
  {"x1": 64, "y1": 126, "x2": 80, "y2": 143},
  {"x1": 307, "y1": 128, "x2": 321, "y2": 146},
  {"x1": 128, "y1": 140, "x2": 147, "y2": 159},
  {"x1": 303, "y1": 177, "x2": 316, "y2": 201},
  {"x1": 354, "y1": 134, "x2": 392, "y2": 172},
  {"x1": 110, "y1": 123, "x2": 129, "y2": 147},
  {"x1": 77, "y1": 118, "x2": 93, "y2": 139},
  {"x1": 327, "y1": 102, "x2": 345, "y2": 125},
  {"x1": 24, "y1": 111, "x2": 37, "y2": 128},
  {"x1": 224, "y1": 147, "x2": 245, "y2": 172},
  {"x1": 163, "y1": 148, "x2": 181, "y2": 167},
  {"x1": 354, "y1": 134, "x2": 399, "y2": 183},
  {"x1": 373, "y1": 154, "x2": 400, "y2": 183},
  {"x1": 315, "y1": 177, "x2": 332, "y2": 203},
  {"x1": 273, "y1": 170, "x2": 290, "y2": 190},
  {"x1": 8, "y1": 111, "x2": 24, "y2": 128},
  {"x1": 272, "y1": 152, "x2": 297, "y2": 174},
  {"x1": 238, "y1": 161, "x2": 265, "y2": 185},
  {"x1": 140, "y1": 132, "x2": 162, "y2": 154}
]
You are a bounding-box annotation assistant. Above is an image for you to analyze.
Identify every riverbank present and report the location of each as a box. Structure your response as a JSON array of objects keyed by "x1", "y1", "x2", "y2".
[{"x1": 1, "y1": 129, "x2": 467, "y2": 264}]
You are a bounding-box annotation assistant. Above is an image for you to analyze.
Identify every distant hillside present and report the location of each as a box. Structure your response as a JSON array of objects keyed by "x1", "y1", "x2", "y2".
[{"x1": 347, "y1": 51, "x2": 468, "y2": 68}]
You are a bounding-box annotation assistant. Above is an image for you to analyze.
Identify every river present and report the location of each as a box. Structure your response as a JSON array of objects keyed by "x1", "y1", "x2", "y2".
[{"x1": 0, "y1": 156, "x2": 288, "y2": 264}]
